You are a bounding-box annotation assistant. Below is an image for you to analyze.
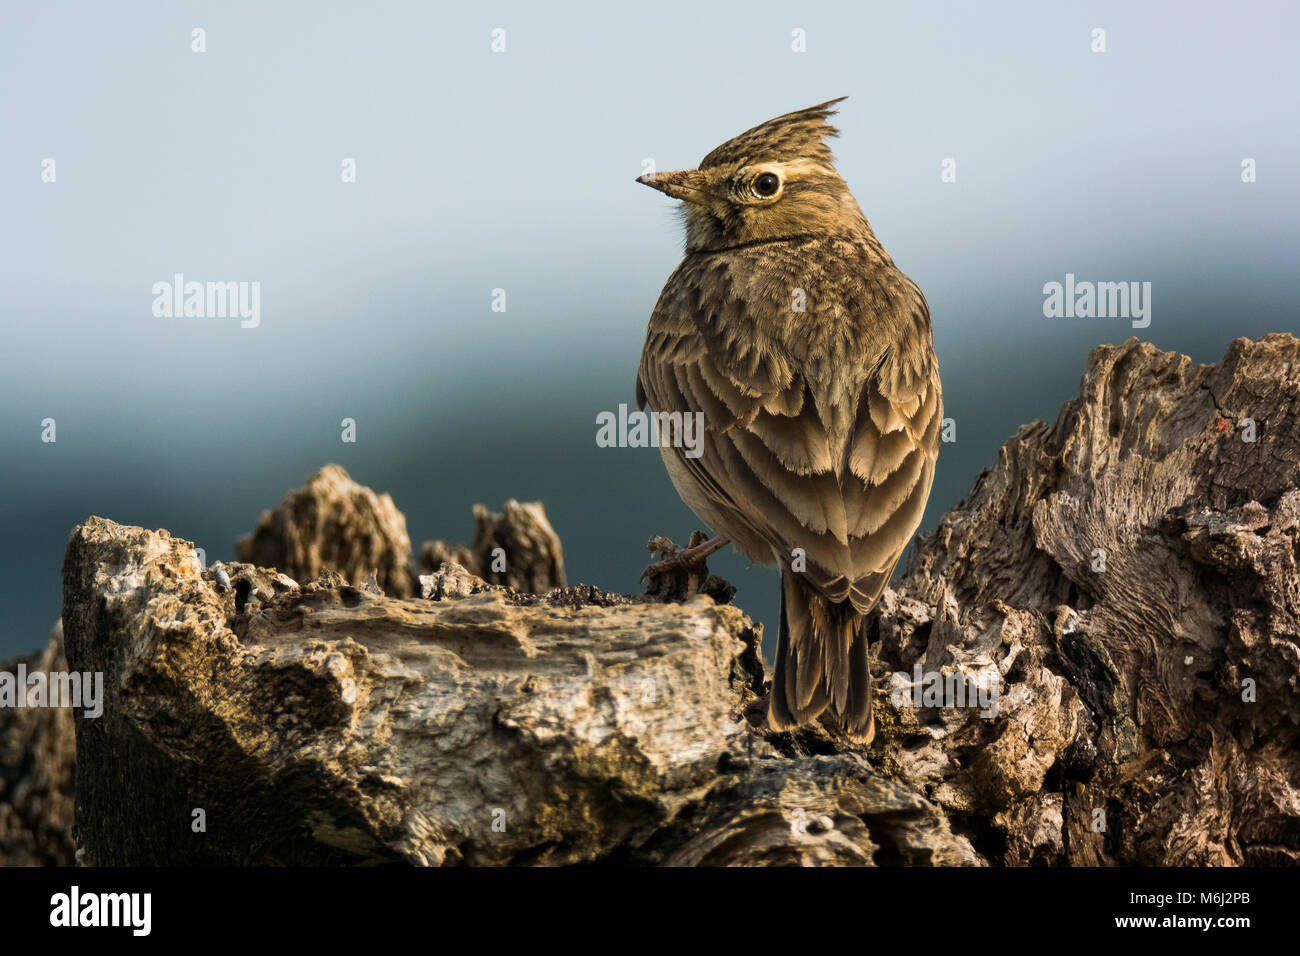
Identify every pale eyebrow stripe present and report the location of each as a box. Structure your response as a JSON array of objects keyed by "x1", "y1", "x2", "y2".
[{"x1": 770, "y1": 159, "x2": 835, "y2": 178}]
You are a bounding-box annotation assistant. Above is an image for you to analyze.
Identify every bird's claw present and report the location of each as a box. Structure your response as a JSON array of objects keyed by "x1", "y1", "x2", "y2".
[
  {"x1": 641, "y1": 531, "x2": 709, "y2": 580},
  {"x1": 640, "y1": 532, "x2": 735, "y2": 604}
]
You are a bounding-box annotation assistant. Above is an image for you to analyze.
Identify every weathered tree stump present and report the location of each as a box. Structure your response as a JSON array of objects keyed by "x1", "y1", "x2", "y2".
[{"x1": 18, "y1": 333, "x2": 1299, "y2": 866}]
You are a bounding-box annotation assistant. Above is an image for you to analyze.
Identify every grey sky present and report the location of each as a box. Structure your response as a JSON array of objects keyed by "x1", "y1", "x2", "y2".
[{"x1": 2, "y1": 1, "x2": 1296, "y2": 656}]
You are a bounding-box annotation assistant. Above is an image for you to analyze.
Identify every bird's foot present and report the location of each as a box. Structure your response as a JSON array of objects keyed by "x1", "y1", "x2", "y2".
[
  {"x1": 642, "y1": 530, "x2": 724, "y2": 581},
  {"x1": 641, "y1": 532, "x2": 736, "y2": 604}
]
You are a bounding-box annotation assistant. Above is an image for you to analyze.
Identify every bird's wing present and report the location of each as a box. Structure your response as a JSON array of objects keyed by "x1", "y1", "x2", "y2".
[
  {"x1": 839, "y1": 286, "x2": 942, "y2": 611},
  {"x1": 636, "y1": 246, "x2": 941, "y2": 611},
  {"x1": 636, "y1": 254, "x2": 803, "y2": 549}
]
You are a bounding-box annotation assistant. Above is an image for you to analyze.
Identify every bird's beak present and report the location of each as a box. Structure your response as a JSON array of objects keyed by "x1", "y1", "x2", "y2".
[{"x1": 636, "y1": 169, "x2": 709, "y2": 203}]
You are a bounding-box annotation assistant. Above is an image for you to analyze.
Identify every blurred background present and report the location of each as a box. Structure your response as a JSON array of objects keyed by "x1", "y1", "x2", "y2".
[{"x1": 1, "y1": 1, "x2": 1296, "y2": 659}]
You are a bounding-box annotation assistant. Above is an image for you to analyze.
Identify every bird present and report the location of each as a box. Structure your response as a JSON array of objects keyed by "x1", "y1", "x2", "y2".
[{"x1": 634, "y1": 98, "x2": 942, "y2": 742}]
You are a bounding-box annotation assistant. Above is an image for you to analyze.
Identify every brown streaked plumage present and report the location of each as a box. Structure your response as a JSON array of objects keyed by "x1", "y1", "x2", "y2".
[{"x1": 635, "y1": 98, "x2": 942, "y2": 741}]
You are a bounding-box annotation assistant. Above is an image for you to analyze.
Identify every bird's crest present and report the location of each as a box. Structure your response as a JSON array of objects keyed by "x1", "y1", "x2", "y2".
[{"x1": 699, "y1": 97, "x2": 846, "y2": 170}]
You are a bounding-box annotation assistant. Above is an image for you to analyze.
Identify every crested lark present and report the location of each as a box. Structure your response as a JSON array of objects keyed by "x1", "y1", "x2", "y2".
[{"x1": 635, "y1": 98, "x2": 942, "y2": 742}]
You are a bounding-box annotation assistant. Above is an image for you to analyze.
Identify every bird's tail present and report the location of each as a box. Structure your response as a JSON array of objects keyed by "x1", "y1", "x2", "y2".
[{"x1": 768, "y1": 572, "x2": 874, "y2": 743}]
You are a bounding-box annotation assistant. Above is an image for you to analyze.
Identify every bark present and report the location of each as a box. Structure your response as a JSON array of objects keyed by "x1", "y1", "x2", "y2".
[
  {"x1": 868, "y1": 334, "x2": 1300, "y2": 865},
  {"x1": 0, "y1": 623, "x2": 76, "y2": 866},
  {"x1": 236, "y1": 465, "x2": 415, "y2": 597},
  {"x1": 419, "y1": 499, "x2": 566, "y2": 593},
  {"x1": 61, "y1": 519, "x2": 975, "y2": 865}
]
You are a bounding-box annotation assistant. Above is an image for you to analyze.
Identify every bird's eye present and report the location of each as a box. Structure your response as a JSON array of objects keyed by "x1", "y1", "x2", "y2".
[{"x1": 754, "y1": 173, "x2": 780, "y2": 197}]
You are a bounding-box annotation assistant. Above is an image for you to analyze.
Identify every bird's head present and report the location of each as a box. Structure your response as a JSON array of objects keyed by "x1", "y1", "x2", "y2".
[{"x1": 636, "y1": 98, "x2": 868, "y2": 253}]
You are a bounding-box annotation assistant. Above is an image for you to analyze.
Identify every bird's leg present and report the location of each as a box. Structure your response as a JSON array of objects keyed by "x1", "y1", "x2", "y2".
[{"x1": 641, "y1": 532, "x2": 731, "y2": 599}]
